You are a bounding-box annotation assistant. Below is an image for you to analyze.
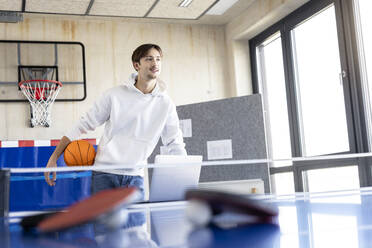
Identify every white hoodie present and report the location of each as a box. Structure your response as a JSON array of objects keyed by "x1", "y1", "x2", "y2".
[{"x1": 65, "y1": 73, "x2": 186, "y2": 175}]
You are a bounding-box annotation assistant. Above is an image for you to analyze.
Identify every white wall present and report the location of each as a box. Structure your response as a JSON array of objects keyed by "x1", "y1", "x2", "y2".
[{"x1": 0, "y1": 14, "x2": 230, "y2": 140}]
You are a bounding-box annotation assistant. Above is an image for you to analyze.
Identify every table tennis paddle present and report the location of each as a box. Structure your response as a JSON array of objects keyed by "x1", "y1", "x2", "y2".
[
  {"x1": 21, "y1": 187, "x2": 140, "y2": 233},
  {"x1": 185, "y1": 189, "x2": 278, "y2": 226}
]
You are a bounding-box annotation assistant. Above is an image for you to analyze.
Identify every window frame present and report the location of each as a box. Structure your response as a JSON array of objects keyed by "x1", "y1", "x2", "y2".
[{"x1": 250, "y1": 0, "x2": 372, "y2": 192}]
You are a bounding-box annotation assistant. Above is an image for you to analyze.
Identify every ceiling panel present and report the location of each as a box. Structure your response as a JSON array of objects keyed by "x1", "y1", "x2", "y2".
[
  {"x1": 147, "y1": 0, "x2": 217, "y2": 19},
  {"x1": 26, "y1": 0, "x2": 91, "y2": 15},
  {"x1": 89, "y1": 0, "x2": 156, "y2": 17},
  {"x1": 0, "y1": 0, "x2": 22, "y2": 11},
  {"x1": 0, "y1": 0, "x2": 250, "y2": 24}
]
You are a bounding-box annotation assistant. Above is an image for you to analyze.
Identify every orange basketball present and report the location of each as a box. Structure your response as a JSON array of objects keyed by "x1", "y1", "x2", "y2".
[{"x1": 64, "y1": 140, "x2": 96, "y2": 166}]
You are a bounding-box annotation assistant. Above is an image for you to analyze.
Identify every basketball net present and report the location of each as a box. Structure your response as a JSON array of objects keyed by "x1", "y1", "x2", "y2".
[{"x1": 19, "y1": 80, "x2": 62, "y2": 127}]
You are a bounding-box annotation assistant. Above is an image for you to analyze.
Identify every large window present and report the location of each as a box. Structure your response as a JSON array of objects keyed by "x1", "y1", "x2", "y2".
[
  {"x1": 305, "y1": 166, "x2": 360, "y2": 192},
  {"x1": 256, "y1": 32, "x2": 292, "y2": 168},
  {"x1": 291, "y1": 5, "x2": 349, "y2": 156},
  {"x1": 354, "y1": 0, "x2": 372, "y2": 149},
  {"x1": 250, "y1": 0, "x2": 372, "y2": 193}
]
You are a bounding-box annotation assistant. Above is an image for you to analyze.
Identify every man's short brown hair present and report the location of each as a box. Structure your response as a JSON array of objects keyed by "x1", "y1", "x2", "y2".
[{"x1": 131, "y1": 44, "x2": 163, "y2": 64}]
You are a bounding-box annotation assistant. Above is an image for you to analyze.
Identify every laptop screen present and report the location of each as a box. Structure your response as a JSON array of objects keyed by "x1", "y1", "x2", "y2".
[{"x1": 149, "y1": 155, "x2": 202, "y2": 202}]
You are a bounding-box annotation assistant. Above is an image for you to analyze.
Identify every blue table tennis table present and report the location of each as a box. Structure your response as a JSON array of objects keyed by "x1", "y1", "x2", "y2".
[{"x1": 2, "y1": 187, "x2": 372, "y2": 247}]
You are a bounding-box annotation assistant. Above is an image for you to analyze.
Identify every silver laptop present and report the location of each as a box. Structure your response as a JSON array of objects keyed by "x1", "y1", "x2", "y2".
[{"x1": 149, "y1": 155, "x2": 202, "y2": 202}]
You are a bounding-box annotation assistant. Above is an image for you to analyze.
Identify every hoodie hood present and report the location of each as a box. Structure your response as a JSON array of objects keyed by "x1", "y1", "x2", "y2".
[{"x1": 124, "y1": 73, "x2": 166, "y2": 96}]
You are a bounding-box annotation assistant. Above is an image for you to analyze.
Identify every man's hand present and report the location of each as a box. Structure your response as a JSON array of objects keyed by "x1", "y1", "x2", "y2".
[
  {"x1": 45, "y1": 157, "x2": 57, "y2": 186},
  {"x1": 44, "y1": 136, "x2": 72, "y2": 186}
]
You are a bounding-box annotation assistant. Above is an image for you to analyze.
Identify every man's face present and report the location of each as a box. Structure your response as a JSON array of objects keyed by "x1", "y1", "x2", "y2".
[{"x1": 134, "y1": 48, "x2": 162, "y2": 80}]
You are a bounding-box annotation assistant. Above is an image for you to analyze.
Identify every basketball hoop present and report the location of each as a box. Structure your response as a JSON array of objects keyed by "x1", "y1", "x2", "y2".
[{"x1": 19, "y1": 79, "x2": 62, "y2": 127}]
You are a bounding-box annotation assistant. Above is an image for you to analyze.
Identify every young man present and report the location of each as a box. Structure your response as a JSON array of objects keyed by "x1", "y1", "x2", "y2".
[{"x1": 44, "y1": 44, "x2": 186, "y2": 199}]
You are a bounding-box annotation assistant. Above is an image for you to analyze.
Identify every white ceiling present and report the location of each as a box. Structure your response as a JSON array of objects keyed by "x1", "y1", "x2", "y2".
[
  {"x1": 89, "y1": 0, "x2": 156, "y2": 17},
  {"x1": 0, "y1": 0, "x2": 256, "y2": 25},
  {"x1": 26, "y1": 0, "x2": 91, "y2": 15}
]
